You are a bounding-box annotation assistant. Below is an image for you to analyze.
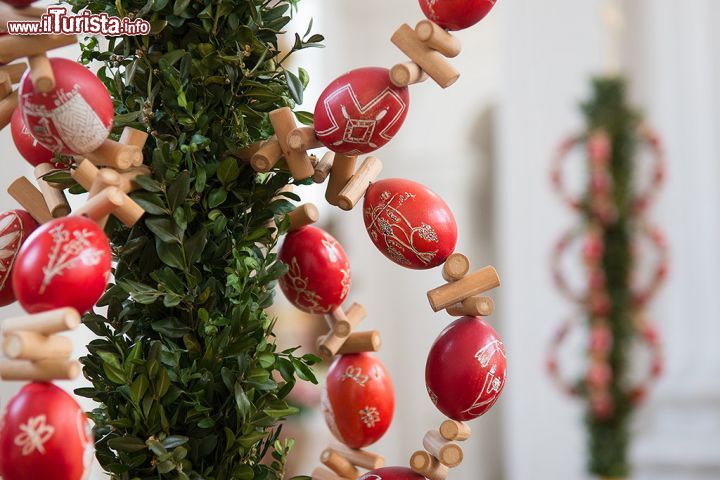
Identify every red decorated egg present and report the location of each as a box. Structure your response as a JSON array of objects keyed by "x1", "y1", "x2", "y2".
[
  {"x1": 322, "y1": 353, "x2": 395, "y2": 449},
  {"x1": 279, "y1": 226, "x2": 350, "y2": 314},
  {"x1": 12, "y1": 216, "x2": 111, "y2": 314},
  {"x1": 10, "y1": 108, "x2": 56, "y2": 167},
  {"x1": 0, "y1": 210, "x2": 39, "y2": 307},
  {"x1": 19, "y1": 58, "x2": 113, "y2": 156},
  {"x1": 0, "y1": 382, "x2": 93, "y2": 480},
  {"x1": 0, "y1": 0, "x2": 35, "y2": 7},
  {"x1": 359, "y1": 467, "x2": 425, "y2": 480},
  {"x1": 426, "y1": 316, "x2": 506, "y2": 421},
  {"x1": 314, "y1": 67, "x2": 410, "y2": 155},
  {"x1": 363, "y1": 178, "x2": 457, "y2": 269},
  {"x1": 419, "y1": 0, "x2": 497, "y2": 31}
]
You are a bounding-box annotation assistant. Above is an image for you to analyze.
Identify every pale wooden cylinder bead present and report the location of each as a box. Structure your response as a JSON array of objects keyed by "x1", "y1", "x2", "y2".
[
  {"x1": 442, "y1": 253, "x2": 470, "y2": 282},
  {"x1": 71, "y1": 159, "x2": 100, "y2": 191},
  {"x1": 2, "y1": 307, "x2": 81, "y2": 334},
  {"x1": 118, "y1": 166, "x2": 151, "y2": 193},
  {"x1": 415, "y1": 20, "x2": 462, "y2": 58},
  {"x1": 250, "y1": 137, "x2": 283, "y2": 173},
  {"x1": 313, "y1": 151, "x2": 335, "y2": 183},
  {"x1": 3, "y1": 331, "x2": 73, "y2": 360},
  {"x1": 287, "y1": 126, "x2": 323, "y2": 151},
  {"x1": 28, "y1": 54, "x2": 55, "y2": 93},
  {"x1": 85, "y1": 139, "x2": 140, "y2": 170},
  {"x1": 390, "y1": 62, "x2": 429, "y2": 87},
  {"x1": 73, "y1": 186, "x2": 124, "y2": 222},
  {"x1": 34, "y1": 162, "x2": 63, "y2": 189},
  {"x1": 0, "y1": 62, "x2": 28, "y2": 83},
  {"x1": 311, "y1": 467, "x2": 344, "y2": 480},
  {"x1": 0, "y1": 71, "x2": 11, "y2": 99},
  {"x1": 337, "y1": 331, "x2": 382, "y2": 355},
  {"x1": 446, "y1": 295, "x2": 495, "y2": 317},
  {"x1": 13, "y1": 6, "x2": 47, "y2": 17},
  {"x1": 235, "y1": 140, "x2": 264, "y2": 162},
  {"x1": 0, "y1": 34, "x2": 78, "y2": 64},
  {"x1": 269, "y1": 107, "x2": 314, "y2": 180},
  {"x1": 119, "y1": 126, "x2": 149, "y2": 149},
  {"x1": 320, "y1": 448, "x2": 360, "y2": 479},
  {"x1": 328, "y1": 444, "x2": 385, "y2": 470},
  {"x1": 36, "y1": 174, "x2": 70, "y2": 218},
  {"x1": 286, "y1": 203, "x2": 319, "y2": 232},
  {"x1": 327, "y1": 302, "x2": 366, "y2": 338},
  {"x1": 112, "y1": 194, "x2": 145, "y2": 227},
  {"x1": 410, "y1": 450, "x2": 449, "y2": 480},
  {"x1": 391, "y1": 24, "x2": 459, "y2": 89},
  {"x1": 337, "y1": 156, "x2": 383, "y2": 211},
  {"x1": 439, "y1": 420, "x2": 472, "y2": 441},
  {"x1": 343, "y1": 302, "x2": 367, "y2": 334},
  {"x1": 427, "y1": 266, "x2": 500, "y2": 312},
  {"x1": 317, "y1": 332, "x2": 347, "y2": 359},
  {"x1": 325, "y1": 154, "x2": 357, "y2": 206},
  {"x1": 0, "y1": 89, "x2": 18, "y2": 130},
  {"x1": 7, "y1": 176, "x2": 53, "y2": 223},
  {"x1": 89, "y1": 169, "x2": 122, "y2": 197},
  {"x1": 422, "y1": 430, "x2": 464, "y2": 468},
  {"x1": 0, "y1": 359, "x2": 81, "y2": 381}
]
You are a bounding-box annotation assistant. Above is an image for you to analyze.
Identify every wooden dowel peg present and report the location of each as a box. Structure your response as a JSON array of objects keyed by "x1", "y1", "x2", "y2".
[
  {"x1": 313, "y1": 151, "x2": 335, "y2": 183},
  {"x1": 327, "y1": 444, "x2": 385, "y2": 470},
  {"x1": 337, "y1": 331, "x2": 382, "y2": 355},
  {"x1": 285, "y1": 203, "x2": 319, "y2": 232},
  {"x1": 415, "y1": 20, "x2": 462, "y2": 58},
  {"x1": 428, "y1": 266, "x2": 500, "y2": 312},
  {"x1": 326, "y1": 154, "x2": 357, "y2": 206},
  {"x1": 311, "y1": 467, "x2": 345, "y2": 480},
  {"x1": 390, "y1": 62, "x2": 429, "y2": 87},
  {"x1": 0, "y1": 359, "x2": 81, "y2": 381},
  {"x1": 439, "y1": 420, "x2": 471, "y2": 441},
  {"x1": 89, "y1": 168, "x2": 122, "y2": 197},
  {"x1": 0, "y1": 62, "x2": 28, "y2": 83},
  {"x1": 327, "y1": 302, "x2": 366, "y2": 337},
  {"x1": 269, "y1": 107, "x2": 314, "y2": 180},
  {"x1": 0, "y1": 35, "x2": 78, "y2": 64},
  {"x1": 250, "y1": 136, "x2": 283, "y2": 173},
  {"x1": 12, "y1": 6, "x2": 47, "y2": 17},
  {"x1": 84, "y1": 139, "x2": 141, "y2": 170},
  {"x1": 28, "y1": 54, "x2": 54, "y2": 93},
  {"x1": 73, "y1": 186, "x2": 125, "y2": 222},
  {"x1": 234, "y1": 140, "x2": 265, "y2": 162},
  {"x1": 0, "y1": 71, "x2": 11, "y2": 99},
  {"x1": 119, "y1": 126, "x2": 149, "y2": 150},
  {"x1": 0, "y1": 89, "x2": 17, "y2": 129},
  {"x1": 288, "y1": 126, "x2": 323, "y2": 151},
  {"x1": 442, "y1": 253, "x2": 470, "y2": 282},
  {"x1": 7, "y1": 176, "x2": 53, "y2": 223},
  {"x1": 422, "y1": 430, "x2": 464, "y2": 468},
  {"x1": 2, "y1": 307, "x2": 81, "y2": 334},
  {"x1": 446, "y1": 295, "x2": 494, "y2": 317},
  {"x1": 337, "y1": 156, "x2": 383, "y2": 211},
  {"x1": 317, "y1": 332, "x2": 347, "y2": 359},
  {"x1": 118, "y1": 166, "x2": 151, "y2": 193},
  {"x1": 410, "y1": 450, "x2": 449, "y2": 480},
  {"x1": 3, "y1": 331, "x2": 73, "y2": 360},
  {"x1": 34, "y1": 163, "x2": 70, "y2": 218},
  {"x1": 391, "y1": 24, "x2": 459, "y2": 89},
  {"x1": 320, "y1": 448, "x2": 360, "y2": 479},
  {"x1": 71, "y1": 159, "x2": 100, "y2": 190}
]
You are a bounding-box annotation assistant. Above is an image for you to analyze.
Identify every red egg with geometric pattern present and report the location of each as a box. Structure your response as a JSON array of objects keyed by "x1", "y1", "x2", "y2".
[
  {"x1": 418, "y1": 0, "x2": 498, "y2": 31},
  {"x1": 359, "y1": 467, "x2": 425, "y2": 480},
  {"x1": 0, "y1": 210, "x2": 39, "y2": 307},
  {"x1": 10, "y1": 108, "x2": 58, "y2": 167}
]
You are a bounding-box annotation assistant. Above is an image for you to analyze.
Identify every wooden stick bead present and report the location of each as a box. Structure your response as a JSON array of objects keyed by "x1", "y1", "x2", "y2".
[
  {"x1": 0, "y1": 62, "x2": 28, "y2": 83},
  {"x1": 311, "y1": 467, "x2": 345, "y2": 480},
  {"x1": 337, "y1": 156, "x2": 383, "y2": 211},
  {"x1": 34, "y1": 163, "x2": 70, "y2": 218},
  {"x1": 269, "y1": 107, "x2": 314, "y2": 180},
  {"x1": 12, "y1": 6, "x2": 47, "y2": 17},
  {"x1": 317, "y1": 332, "x2": 346, "y2": 359},
  {"x1": 119, "y1": 126, "x2": 149, "y2": 150},
  {"x1": 337, "y1": 331, "x2": 382, "y2": 355},
  {"x1": 71, "y1": 159, "x2": 100, "y2": 190},
  {"x1": 439, "y1": 420, "x2": 471, "y2": 441},
  {"x1": 390, "y1": 62, "x2": 429, "y2": 87},
  {"x1": 391, "y1": 24, "x2": 459, "y2": 89},
  {"x1": 410, "y1": 450, "x2": 449, "y2": 480},
  {"x1": 313, "y1": 151, "x2": 335, "y2": 183},
  {"x1": 84, "y1": 139, "x2": 141, "y2": 170},
  {"x1": 2, "y1": 307, "x2": 81, "y2": 334},
  {"x1": 3, "y1": 331, "x2": 73, "y2": 361},
  {"x1": 0, "y1": 35, "x2": 78, "y2": 64},
  {"x1": 427, "y1": 266, "x2": 500, "y2": 312},
  {"x1": 415, "y1": 20, "x2": 462, "y2": 58},
  {"x1": 0, "y1": 359, "x2": 81, "y2": 381},
  {"x1": 326, "y1": 302, "x2": 366, "y2": 338},
  {"x1": 422, "y1": 430, "x2": 464, "y2": 468},
  {"x1": 287, "y1": 126, "x2": 324, "y2": 151},
  {"x1": 442, "y1": 253, "x2": 470, "y2": 282},
  {"x1": 7, "y1": 176, "x2": 53, "y2": 223},
  {"x1": 0, "y1": 71, "x2": 11, "y2": 99},
  {"x1": 325, "y1": 154, "x2": 357, "y2": 206},
  {"x1": 28, "y1": 53, "x2": 55, "y2": 93},
  {"x1": 250, "y1": 136, "x2": 283, "y2": 173},
  {"x1": 446, "y1": 295, "x2": 495, "y2": 317},
  {"x1": 327, "y1": 444, "x2": 385, "y2": 470},
  {"x1": 72, "y1": 186, "x2": 125, "y2": 222},
  {"x1": 285, "y1": 203, "x2": 320, "y2": 232},
  {"x1": 89, "y1": 169, "x2": 122, "y2": 196},
  {"x1": 0, "y1": 89, "x2": 17, "y2": 130},
  {"x1": 118, "y1": 166, "x2": 152, "y2": 193},
  {"x1": 320, "y1": 448, "x2": 360, "y2": 479}
]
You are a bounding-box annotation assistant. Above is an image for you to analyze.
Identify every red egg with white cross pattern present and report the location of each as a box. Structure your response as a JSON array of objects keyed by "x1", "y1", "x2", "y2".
[
  {"x1": 419, "y1": 0, "x2": 498, "y2": 31},
  {"x1": 10, "y1": 108, "x2": 57, "y2": 167},
  {"x1": 0, "y1": 382, "x2": 94, "y2": 480},
  {"x1": 19, "y1": 58, "x2": 113, "y2": 156},
  {"x1": 359, "y1": 467, "x2": 425, "y2": 480},
  {"x1": 0, "y1": 209, "x2": 39, "y2": 307},
  {"x1": 322, "y1": 353, "x2": 395, "y2": 449},
  {"x1": 313, "y1": 67, "x2": 410, "y2": 155},
  {"x1": 279, "y1": 226, "x2": 351, "y2": 314},
  {"x1": 363, "y1": 178, "x2": 457, "y2": 269},
  {"x1": 12, "y1": 216, "x2": 112, "y2": 314},
  {"x1": 426, "y1": 316, "x2": 507, "y2": 421}
]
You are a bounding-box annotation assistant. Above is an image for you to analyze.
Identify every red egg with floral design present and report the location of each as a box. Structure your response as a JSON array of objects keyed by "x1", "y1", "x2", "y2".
[
  {"x1": 359, "y1": 467, "x2": 425, "y2": 480},
  {"x1": 363, "y1": 178, "x2": 457, "y2": 269},
  {"x1": 0, "y1": 382, "x2": 93, "y2": 480},
  {"x1": 0, "y1": 210, "x2": 39, "y2": 307},
  {"x1": 12, "y1": 216, "x2": 111, "y2": 314},
  {"x1": 419, "y1": 0, "x2": 497, "y2": 31},
  {"x1": 279, "y1": 226, "x2": 350, "y2": 314},
  {"x1": 10, "y1": 108, "x2": 57, "y2": 167},
  {"x1": 322, "y1": 353, "x2": 395, "y2": 449},
  {"x1": 313, "y1": 67, "x2": 410, "y2": 155},
  {"x1": 426, "y1": 316, "x2": 506, "y2": 421},
  {"x1": 19, "y1": 58, "x2": 113, "y2": 156}
]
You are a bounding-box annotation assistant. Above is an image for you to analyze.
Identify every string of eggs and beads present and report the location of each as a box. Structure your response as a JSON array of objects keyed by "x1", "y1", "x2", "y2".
[
  {"x1": 240, "y1": 2, "x2": 504, "y2": 479},
  {"x1": 548, "y1": 125, "x2": 668, "y2": 420}
]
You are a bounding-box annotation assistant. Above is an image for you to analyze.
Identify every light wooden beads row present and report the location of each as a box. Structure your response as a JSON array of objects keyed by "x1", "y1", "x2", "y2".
[
  {"x1": 429, "y1": 253, "x2": 500, "y2": 314},
  {"x1": 409, "y1": 420, "x2": 471, "y2": 480},
  {"x1": 313, "y1": 444, "x2": 384, "y2": 480}
]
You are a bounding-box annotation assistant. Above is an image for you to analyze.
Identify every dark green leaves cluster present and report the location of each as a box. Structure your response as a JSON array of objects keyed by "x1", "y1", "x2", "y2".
[{"x1": 63, "y1": 0, "x2": 323, "y2": 478}]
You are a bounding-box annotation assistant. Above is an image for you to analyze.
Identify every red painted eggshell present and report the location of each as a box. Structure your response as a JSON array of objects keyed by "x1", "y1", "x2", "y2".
[
  {"x1": 0, "y1": 382, "x2": 93, "y2": 480},
  {"x1": 19, "y1": 58, "x2": 113, "y2": 156},
  {"x1": 419, "y1": 0, "x2": 497, "y2": 31},
  {"x1": 359, "y1": 467, "x2": 425, "y2": 480},
  {"x1": 322, "y1": 353, "x2": 395, "y2": 449},
  {"x1": 426, "y1": 316, "x2": 506, "y2": 421},
  {"x1": 0, "y1": 0, "x2": 36, "y2": 7},
  {"x1": 363, "y1": 178, "x2": 457, "y2": 269},
  {"x1": 279, "y1": 226, "x2": 351, "y2": 314},
  {"x1": 314, "y1": 67, "x2": 410, "y2": 155},
  {"x1": 10, "y1": 108, "x2": 57, "y2": 167},
  {"x1": 0, "y1": 210, "x2": 39, "y2": 307},
  {"x1": 12, "y1": 216, "x2": 112, "y2": 314}
]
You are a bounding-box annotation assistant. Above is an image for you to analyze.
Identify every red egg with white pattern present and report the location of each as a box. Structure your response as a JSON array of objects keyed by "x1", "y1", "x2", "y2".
[
  {"x1": 0, "y1": 210, "x2": 39, "y2": 307},
  {"x1": 359, "y1": 467, "x2": 425, "y2": 480},
  {"x1": 419, "y1": 0, "x2": 497, "y2": 31},
  {"x1": 12, "y1": 216, "x2": 111, "y2": 314},
  {"x1": 10, "y1": 108, "x2": 58, "y2": 167},
  {"x1": 363, "y1": 178, "x2": 457, "y2": 269},
  {"x1": 0, "y1": 0, "x2": 36, "y2": 7},
  {"x1": 19, "y1": 58, "x2": 113, "y2": 156},
  {"x1": 426, "y1": 316, "x2": 506, "y2": 421},
  {"x1": 0, "y1": 382, "x2": 93, "y2": 480},
  {"x1": 322, "y1": 353, "x2": 395, "y2": 449},
  {"x1": 313, "y1": 67, "x2": 410, "y2": 155},
  {"x1": 279, "y1": 226, "x2": 351, "y2": 314}
]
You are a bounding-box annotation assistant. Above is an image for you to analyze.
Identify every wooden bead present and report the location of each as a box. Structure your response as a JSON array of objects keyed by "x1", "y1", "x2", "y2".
[
  {"x1": 422, "y1": 430, "x2": 464, "y2": 468},
  {"x1": 410, "y1": 450, "x2": 449, "y2": 480},
  {"x1": 2, "y1": 307, "x2": 81, "y2": 334},
  {"x1": 391, "y1": 24, "x2": 459, "y2": 89},
  {"x1": 285, "y1": 203, "x2": 320, "y2": 232},
  {"x1": 119, "y1": 126, "x2": 149, "y2": 151},
  {"x1": 320, "y1": 448, "x2": 360, "y2": 479},
  {"x1": 118, "y1": 166, "x2": 151, "y2": 193},
  {"x1": 337, "y1": 156, "x2": 383, "y2": 211},
  {"x1": 328, "y1": 444, "x2": 385, "y2": 470},
  {"x1": 28, "y1": 54, "x2": 55, "y2": 93},
  {"x1": 84, "y1": 139, "x2": 141, "y2": 170},
  {"x1": 427, "y1": 266, "x2": 500, "y2": 311},
  {"x1": 442, "y1": 253, "x2": 470, "y2": 282},
  {"x1": 3, "y1": 331, "x2": 73, "y2": 360},
  {"x1": 72, "y1": 186, "x2": 124, "y2": 222},
  {"x1": 415, "y1": 20, "x2": 462, "y2": 58},
  {"x1": 12, "y1": 6, "x2": 47, "y2": 17},
  {"x1": 326, "y1": 302, "x2": 366, "y2": 338},
  {"x1": 0, "y1": 90, "x2": 18, "y2": 130},
  {"x1": 250, "y1": 136, "x2": 283, "y2": 173},
  {"x1": 337, "y1": 331, "x2": 382, "y2": 355},
  {"x1": 0, "y1": 71, "x2": 11, "y2": 99},
  {"x1": 317, "y1": 332, "x2": 346, "y2": 359},
  {"x1": 0, "y1": 359, "x2": 81, "y2": 381},
  {"x1": 112, "y1": 194, "x2": 145, "y2": 228},
  {"x1": 71, "y1": 159, "x2": 100, "y2": 191},
  {"x1": 90, "y1": 169, "x2": 122, "y2": 197},
  {"x1": 439, "y1": 420, "x2": 471, "y2": 441},
  {"x1": 34, "y1": 163, "x2": 70, "y2": 218},
  {"x1": 325, "y1": 154, "x2": 357, "y2": 206},
  {"x1": 269, "y1": 107, "x2": 314, "y2": 180},
  {"x1": 311, "y1": 467, "x2": 344, "y2": 480},
  {"x1": 390, "y1": 62, "x2": 429, "y2": 87},
  {"x1": 446, "y1": 295, "x2": 494, "y2": 317},
  {"x1": 0, "y1": 62, "x2": 28, "y2": 83},
  {"x1": 287, "y1": 126, "x2": 323, "y2": 151},
  {"x1": 0, "y1": 35, "x2": 77, "y2": 64},
  {"x1": 7, "y1": 176, "x2": 53, "y2": 223},
  {"x1": 313, "y1": 151, "x2": 335, "y2": 183}
]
